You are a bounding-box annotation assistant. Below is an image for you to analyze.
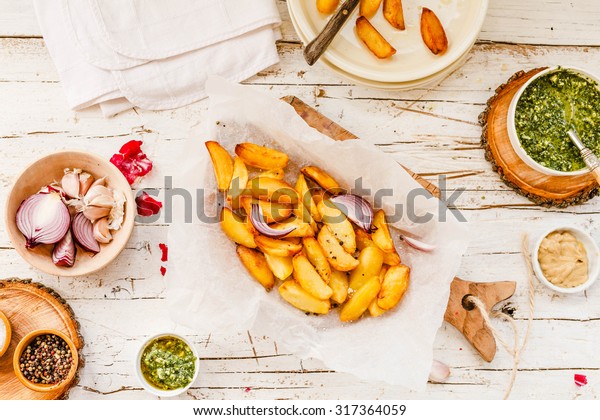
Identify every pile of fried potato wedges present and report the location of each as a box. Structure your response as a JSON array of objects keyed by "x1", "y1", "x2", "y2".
[{"x1": 206, "y1": 141, "x2": 410, "y2": 323}]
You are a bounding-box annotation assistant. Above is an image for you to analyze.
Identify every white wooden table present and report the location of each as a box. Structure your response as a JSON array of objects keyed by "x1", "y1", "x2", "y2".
[{"x1": 1, "y1": 0, "x2": 600, "y2": 400}]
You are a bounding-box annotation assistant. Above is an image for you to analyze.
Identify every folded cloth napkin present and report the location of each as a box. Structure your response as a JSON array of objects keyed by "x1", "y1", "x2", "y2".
[{"x1": 34, "y1": 0, "x2": 281, "y2": 116}]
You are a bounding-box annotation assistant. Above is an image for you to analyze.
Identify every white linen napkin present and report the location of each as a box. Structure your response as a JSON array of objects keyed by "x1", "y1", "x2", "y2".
[{"x1": 34, "y1": 0, "x2": 281, "y2": 116}]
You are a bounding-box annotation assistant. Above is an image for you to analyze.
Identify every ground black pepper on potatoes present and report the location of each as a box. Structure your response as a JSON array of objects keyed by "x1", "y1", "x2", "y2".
[{"x1": 19, "y1": 334, "x2": 73, "y2": 385}]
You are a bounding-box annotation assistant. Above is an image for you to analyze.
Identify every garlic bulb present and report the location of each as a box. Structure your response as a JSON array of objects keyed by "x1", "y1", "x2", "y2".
[
  {"x1": 93, "y1": 217, "x2": 112, "y2": 244},
  {"x1": 81, "y1": 184, "x2": 116, "y2": 222},
  {"x1": 108, "y1": 189, "x2": 126, "y2": 230}
]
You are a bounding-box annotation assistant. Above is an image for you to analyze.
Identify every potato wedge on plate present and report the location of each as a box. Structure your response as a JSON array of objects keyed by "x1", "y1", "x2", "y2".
[
  {"x1": 239, "y1": 196, "x2": 292, "y2": 223},
  {"x1": 318, "y1": 200, "x2": 356, "y2": 254},
  {"x1": 317, "y1": 226, "x2": 359, "y2": 272},
  {"x1": 295, "y1": 173, "x2": 321, "y2": 223},
  {"x1": 248, "y1": 176, "x2": 298, "y2": 204},
  {"x1": 292, "y1": 254, "x2": 333, "y2": 300},
  {"x1": 372, "y1": 209, "x2": 395, "y2": 253},
  {"x1": 270, "y1": 217, "x2": 316, "y2": 238},
  {"x1": 355, "y1": 16, "x2": 396, "y2": 59},
  {"x1": 264, "y1": 254, "x2": 293, "y2": 280},
  {"x1": 383, "y1": 0, "x2": 405, "y2": 30},
  {"x1": 255, "y1": 235, "x2": 303, "y2": 257},
  {"x1": 368, "y1": 298, "x2": 387, "y2": 317},
  {"x1": 359, "y1": 0, "x2": 382, "y2": 19},
  {"x1": 205, "y1": 141, "x2": 234, "y2": 191},
  {"x1": 227, "y1": 156, "x2": 249, "y2": 200},
  {"x1": 355, "y1": 228, "x2": 401, "y2": 266},
  {"x1": 259, "y1": 168, "x2": 285, "y2": 180},
  {"x1": 220, "y1": 208, "x2": 256, "y2": 248},
  {"x1": 301, "y1": 166, "x2": 342, "y2": 194},
  {"x1": 279, "y1": 281, "x2": 330, "y2": 315},
  {"x1": 302, "y1": 237, "x2": 331, "y2": 282},
  {"x1": 420, "y1": 7, "x2": 448, "y2": 55},
  {"x1": 329, "y1": 268, "x2": 349, "y2": 304},
  {"x1": 236, "y1": 245, "x2": 275, "y2": 291},
  {"x1": 235, "y1": 143, "x2": 289, "y2": 169},
  {"x1": 340, "y1": 276, "x2": 381, "y2": 322},
  {"x1": 316, "y1": 0, "x2": 339, "y2": 14},
  {"x1": 348, "y1": 246, "x2": 384, "y2": 291},
  {"x1": 377, "y1": 264, "x2": 410, "y2": 309}
]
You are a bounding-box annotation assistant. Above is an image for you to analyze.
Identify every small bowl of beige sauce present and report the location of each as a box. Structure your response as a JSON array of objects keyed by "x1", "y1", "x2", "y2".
[{"x1": 532, "y1": 226, "x2": 600, "y2": 294}]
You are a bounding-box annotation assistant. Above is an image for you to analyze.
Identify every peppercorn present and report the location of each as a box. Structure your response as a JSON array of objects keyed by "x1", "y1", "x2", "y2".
[{"x1": 19, "y1": 334, "x2": 73, "y2": 385}]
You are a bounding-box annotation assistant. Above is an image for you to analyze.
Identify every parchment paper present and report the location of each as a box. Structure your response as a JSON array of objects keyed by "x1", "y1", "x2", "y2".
[{"x1": 166, "y1": 77, "x2": 470, "y2": 391}]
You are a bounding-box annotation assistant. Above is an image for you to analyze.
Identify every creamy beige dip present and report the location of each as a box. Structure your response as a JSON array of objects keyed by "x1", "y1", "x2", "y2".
[{"x1": 538, "y1": 231, "x2": 588, "y2": 288}]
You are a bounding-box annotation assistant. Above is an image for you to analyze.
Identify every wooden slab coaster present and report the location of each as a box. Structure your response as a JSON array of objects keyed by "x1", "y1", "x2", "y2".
[
  {"x1": 479, "y1": 68, "x2": 598, "y2": 207},
  {"x1": 444, "y1": 277, "x2": 516, "y2": 362},
  {"x1": 0, "y1": 279, "x2": 84, "y2": 400}
]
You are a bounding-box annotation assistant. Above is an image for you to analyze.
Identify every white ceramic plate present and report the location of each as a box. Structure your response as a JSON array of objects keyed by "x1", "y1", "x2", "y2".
[
  {"x1": 288, "y1": 0, "x2": 487, "y2": 83},
  {"x1": 290, "y1": 6, "x2": 473, "y2": 90}
]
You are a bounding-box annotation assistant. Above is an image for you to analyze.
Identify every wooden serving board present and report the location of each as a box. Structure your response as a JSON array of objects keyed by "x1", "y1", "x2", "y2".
[
  {"x1": 480, "y1": 68, "x2": 599, "y2": 207},
  {"x1": 0, "y1": 279, "x2": 83, "y2": 400}
]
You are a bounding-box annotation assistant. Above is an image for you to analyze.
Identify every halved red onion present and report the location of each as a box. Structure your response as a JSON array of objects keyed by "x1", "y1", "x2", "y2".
[
  {"x1": 401, "y1": 235, "x2": 436, "y2": 252},
  {"x1": 16, "y1": 191, "x2": 71, "y2": 248},
  {"x1": 72, "y1": 212, "x2": 101, "y2": 253},
  {"x1": 52, "y1": 229, "x2": 76, "y2": 267},
  {"x1": 249, "y1": 203, "x2": 295, "y2": 238},
  {"x1": 330, "y1": 194, "x2": 374, "y2": 232}
]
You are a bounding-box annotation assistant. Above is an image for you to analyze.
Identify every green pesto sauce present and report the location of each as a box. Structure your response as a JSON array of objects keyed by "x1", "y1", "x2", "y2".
[
  {"x1": 515, "y1": 69, "x2": 600, "y2": 172},
  {"x1": 141, "y1": 336, "x2": 196, "y2": 390}
]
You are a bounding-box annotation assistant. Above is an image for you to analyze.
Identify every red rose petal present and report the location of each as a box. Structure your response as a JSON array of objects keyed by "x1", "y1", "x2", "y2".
[
  {"x1": 159, "y1": 243, "x2": 168, "y2": 262},
  {"x1": 136, "y1": 192, "x2": 162, "y2": 217},
  {"x1": 575, "y1": 374, "x2": 587, "y2": 387},
  {"x1": 110, "y1": 140, "x2": 153, "y2": 186},
  {"x1": 160, "y1": 266, "x2": 167, "y2": 276}
]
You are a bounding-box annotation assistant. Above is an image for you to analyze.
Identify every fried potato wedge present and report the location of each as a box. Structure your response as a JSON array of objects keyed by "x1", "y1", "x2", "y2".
[
  {"x1": 239, "y1": 196, "x2": 292, "y2": 223},
  {"x1": 259, "y1": 168, "x2": 285, "y2": 180},
  {"x1": 359, "y1": 0, "x2": 382, "y2": 18},
  {"x1": 255, "y1": 235, "x2": 303, "y2": 257},
  {"x1": 340, "y1": 276, "x2": 381, "y2": 322},
  {"x1": 383, "y1": 0, "x2": 405, "y2": 30},
  {"x1": 220, "y1": 208, "x2": 256, "y2": 248},
  {"x1": 372, "y1": 209, "x2": 395, "y2": 253},
  {"x1": 227, "y1": 156, "x2": 249, "y2": 199},
  {"x1": 377, "y1": 264, "x2": 410, "y2": 310},
  {"x1": 329, "y1": 268, "x2": 349, "y2": 304},
  {"x1": 311, "y1": 189, "x2": 328, "y2": 205},
  {"x1": 349, "y1": 246, "x2": 384, "y2": 291},
  {"x1": 235, "y1": 143, "x2": 288, "y2": 170},
  {"x1": 292, "y1": 254, "x2": 333, "y2": 300},
  {"x1": 355, "y1": 16, "x2": 396, "y2": 59},
  {"x1": 355, "y1": 229, "x2": 401, "y2": 265},
  {"x1": 279, "y1": 281, "x2": 330, "y2": 315},
  {"x1": 301, "y1": 166, "x2": 342, "y2": 194},
  {"x1": 205, "y1": 141, "x2": 234, "y2": 191},
  {"x1": 248, "y1": 176, "x2": 298, "y2": 204},
  {"x1": 295, "y1": 173, "x2": 321, "y2": 222},
  {"x1": 318, "y1": 200, "x2": 356, "y2": 254},
  {"x1": 237, "y1": 245, "x2": 275, "y2": 291},
  {"x1": 264, "y1": 254, "x2": 293, "y2": 281},
  {"x1": 317, "y1": 226, "x2": 359, "y2": 272},
  {"x1": 302, "y1": 237, "x2": 331, "y2": 283},
  {"x1": 368, "y1": 298, "x2": 387, "y2": 317},
  {"x1": 316, "y1": 0, "x2": 339, "y2": 14},
  {"x1": 270, "y1": 217, "x2": 316, "y2": 238},
  {"x1": 420, "y1": 7, "x2": 448, "y2": 55}
]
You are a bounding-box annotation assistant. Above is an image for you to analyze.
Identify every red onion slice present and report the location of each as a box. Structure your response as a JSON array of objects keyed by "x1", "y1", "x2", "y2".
[
  {"x1": 249, "y1": 203, "x2": 295, "y2": 238},
  {"x1": 52, "y1": 229, "x2": 76, "y2": 267},
  {"x1": 16, "y1": 191, "x2": 71, "y2": 248},
  {"x1": 330, "y1": 194, "x2": 374, "y2": 232},
  {"x1": 401, "y1": 235, "x2": 436, "y2": 252},
  {"x1": 72, "y1": 212, "x2": 101, "y2": 253}
]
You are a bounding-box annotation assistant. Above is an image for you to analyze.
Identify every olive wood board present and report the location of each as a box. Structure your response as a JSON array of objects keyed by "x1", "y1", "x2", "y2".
[
  {"x1": 284, "y1": 96, "x2": 514, "y2": 361},
  {"x1": 479, "y1": 68, "x2": 598, "y2": 207},
  {"x1": 0, "y1": 279, "x2": 84, "y2": 400}
]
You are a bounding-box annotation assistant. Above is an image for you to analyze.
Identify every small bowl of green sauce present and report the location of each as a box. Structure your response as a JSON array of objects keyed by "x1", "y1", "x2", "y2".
[
  {"x1": 507, "y1": 66, "x2": 600, "y2": 176},
  {"x1": 136, "y1": 333, "x2": 199, "y2": 397}
]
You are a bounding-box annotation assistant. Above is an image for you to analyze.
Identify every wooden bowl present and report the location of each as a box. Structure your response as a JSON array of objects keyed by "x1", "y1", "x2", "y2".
[
  {"x1": 12, "y1": 329, "x2": 79, "y2": 393},
  {"x1": 5, "y1": 151, "x2": 135, "y2": 277},
  {"x1": 0, "y1": 310, "x2": 12, "y2": 358}
]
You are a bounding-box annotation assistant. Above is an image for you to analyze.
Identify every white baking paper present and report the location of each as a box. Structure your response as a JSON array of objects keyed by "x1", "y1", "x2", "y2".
[{"x1": 165, "y1": 76, "x2": 470, "y2": 391}]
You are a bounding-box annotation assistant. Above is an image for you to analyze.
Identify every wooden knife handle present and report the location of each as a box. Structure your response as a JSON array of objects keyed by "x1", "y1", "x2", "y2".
[{"x1": 303, "y1": 0, "x2": 360, "y2": 66}]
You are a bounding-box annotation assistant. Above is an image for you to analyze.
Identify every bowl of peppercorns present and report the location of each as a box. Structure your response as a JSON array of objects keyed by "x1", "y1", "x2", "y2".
[{"x1": 13, "y1": 329, "x2": 78, "y2": 393}]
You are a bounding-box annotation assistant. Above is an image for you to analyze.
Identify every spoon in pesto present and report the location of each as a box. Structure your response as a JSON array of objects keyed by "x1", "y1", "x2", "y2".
[{"x1": 566, "y1": 129, "x2": 600, "y2": 183}]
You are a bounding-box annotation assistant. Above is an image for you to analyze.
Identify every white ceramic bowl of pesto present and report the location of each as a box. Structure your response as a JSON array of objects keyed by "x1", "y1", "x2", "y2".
[
  {"x1": 507, "y1": 66, "x2": 600, "y2": 177},
  {"x1": 532, "y1": 226, "x2": 600, "y2": 294},
  {"x1": 135, "y1": 333, "x2": 199, "y2": 397}
]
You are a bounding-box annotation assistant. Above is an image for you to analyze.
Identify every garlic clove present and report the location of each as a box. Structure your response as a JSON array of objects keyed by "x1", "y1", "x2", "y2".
[
  {"x1": 93, "y1": 217, "x2": 112, "y2": 244},
  {"x1": 82, "y1": 205, "x2": 111, "y2": 222},
  {"x1": 87, "y1": 193, "x2": 116, "y2": 209},
  {"x1": 78, "y1": 172, "x2": 94, "y2": 196},
  {"x1": 108, "y1": 189, "x2": 126, "y2": 231},
  {"x1": 91, "y1": 176, "x2": 107, "y2": 188},
  {"x1": 84, "y1": 185, "x2": 113, "y2": 204},
  {"x1": 61, "y1": 169, "x2": 81, "y2": 199},
  {"x1": 429, "y1": 360, "x2": 451, "y2": 383}
]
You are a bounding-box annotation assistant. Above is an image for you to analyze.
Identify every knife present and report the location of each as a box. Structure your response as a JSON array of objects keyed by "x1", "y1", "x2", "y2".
[{"x1": 303, "y1": 0, "x2": 360, "y2": 66}]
